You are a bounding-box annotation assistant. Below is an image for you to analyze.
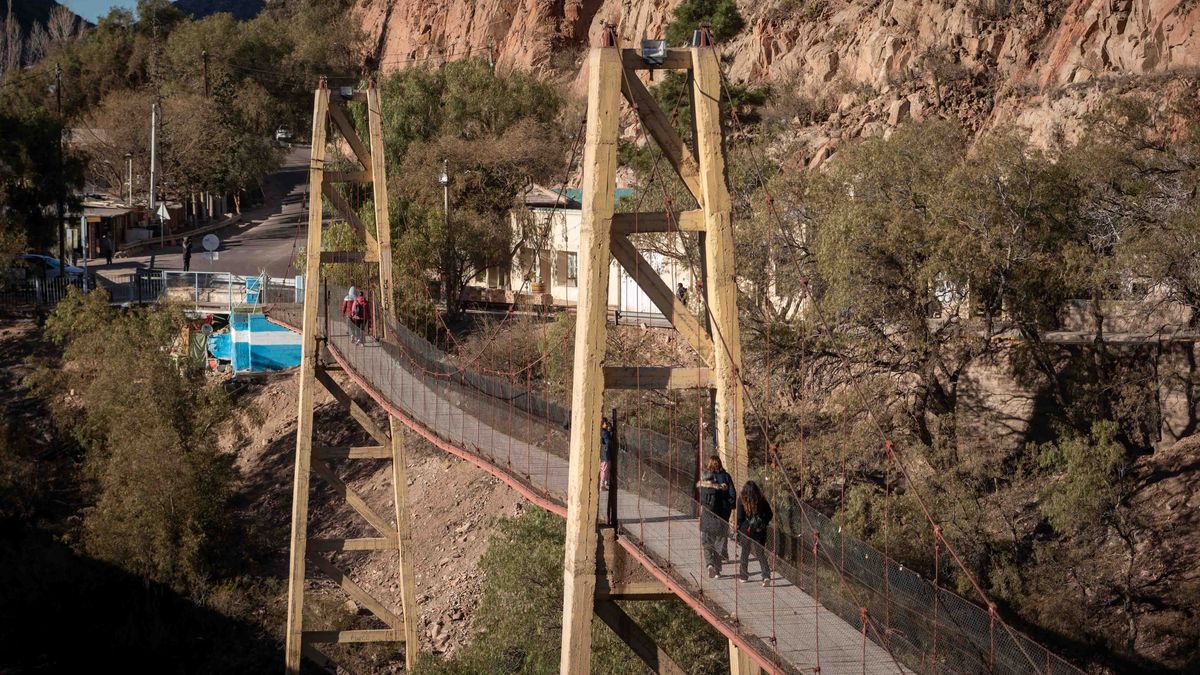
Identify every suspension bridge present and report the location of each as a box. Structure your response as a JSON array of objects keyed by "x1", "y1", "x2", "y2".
[{"x1": 271, "y1": 29, "x2": 1086, "y2": 675}]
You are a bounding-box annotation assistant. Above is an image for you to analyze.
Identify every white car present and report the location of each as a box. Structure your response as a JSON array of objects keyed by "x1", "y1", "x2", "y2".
[{"x1": 20, "y1": 254, "x2": 85, "y2": 281}]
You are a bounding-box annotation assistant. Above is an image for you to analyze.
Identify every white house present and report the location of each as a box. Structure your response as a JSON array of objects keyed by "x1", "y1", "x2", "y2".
[{"x1": 466, "y1": 185, "x2": 697, "y2": 317}]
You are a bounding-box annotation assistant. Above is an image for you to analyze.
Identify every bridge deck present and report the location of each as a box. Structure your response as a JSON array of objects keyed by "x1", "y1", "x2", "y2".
[{"x1": 304, "y1": 313, "x2": 905, "y2": 675}]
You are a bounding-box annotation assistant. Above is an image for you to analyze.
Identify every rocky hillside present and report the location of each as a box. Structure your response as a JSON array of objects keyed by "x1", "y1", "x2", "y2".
[{"x1": 356, "y1": 0, "x2": 1200, "y2": 159}]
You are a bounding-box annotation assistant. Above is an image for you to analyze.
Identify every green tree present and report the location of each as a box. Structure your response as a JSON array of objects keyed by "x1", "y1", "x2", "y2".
[
  {"x1": 0, "y1": 108, "x2": 83, "y2": 253},
  {"x1": 376, "y1": 58, "x2": 565, "y2": 319},
  {"x1": 664, "y1": 0, "x2": 745, "y2": 46},
  {"x1": 35, "y1": 289, "x2": 243, "y2": 590}
]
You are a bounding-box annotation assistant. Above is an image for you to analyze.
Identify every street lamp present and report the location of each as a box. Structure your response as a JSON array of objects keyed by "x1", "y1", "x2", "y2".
[
  {"x1": 125, "y1": 152, "x2": 133, "y2": 206},
  {"x1": 438, "y1": 159, "x2": 450, "y2": 306}
]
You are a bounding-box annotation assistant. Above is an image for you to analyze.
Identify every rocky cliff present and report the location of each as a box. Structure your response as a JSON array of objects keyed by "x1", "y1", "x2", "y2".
[{"x1": 356, "y1": 0, "x2": 1200, "y2": 158}]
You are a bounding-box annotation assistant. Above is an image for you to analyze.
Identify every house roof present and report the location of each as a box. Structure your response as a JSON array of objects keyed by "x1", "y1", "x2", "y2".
[{"x1": 545, "y1": 187, "x2": 637, "y2": 210}]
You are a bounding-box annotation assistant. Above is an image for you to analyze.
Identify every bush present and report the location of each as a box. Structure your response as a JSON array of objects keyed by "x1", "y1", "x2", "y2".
[
  {"x1": 34, "y1": 288, "x2": 244, "y2": 590},
  {"x1": 423, "y1": 509, "x2": 726, "y2": 673}
]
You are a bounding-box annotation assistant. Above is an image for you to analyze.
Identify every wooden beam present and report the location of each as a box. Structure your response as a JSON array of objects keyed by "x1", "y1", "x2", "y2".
[
  {"x1": 609, "y1": 235, "x2": 714, "y2": 364},
  {"x1": 321, "y1": 183, "x2": 380, "y2": 262},
  {"x1": 313, "y1": 368, "x2": 391, "y2": 447},
  {"x1": 619, "y1": 67, "x2": 703, "y2": 204},
  {"x1": 603, "y1": 366, "x2": 714, "y2": 389},
  {"x1": 303, "y1": 629, "x2": 400, "y2": 644},
  {"x1": 595, "y1": 580, "x2": 674, "y2": 601},
  {"x1": 327, "y1": 102, "x2": 372, "y2": 169},
  {"x1": 313, "y1": 445, "x2": 391, "y2": 460},
  {"x1": 308, "y1": 537, "x2": 396, "y2": 552},
  {"x1": 595, "y1": 599, "x2": 688, "y2": 675},
  {"x1": 311, "y1": 460, "x2": 395, "y2": 537},
  {"x1": 307, "y1": 552, "x2": 402, "y2": 628},
  {"x1": 611, "y1": 210, "x2": 705, "y2": 235},
  {"x1": 560, "y1": 46, "x2": 622, "y2": 675},
  {"x1": 327, "y1": 170, "x2": 372, "y2": 183},
  {"x1": 319, "y1": 251, "x2": 369, "y2": 264},
  {"x1": 285, "y1": 83, "x2": 329, "y2": 674},
  {"x1": 301, "y1": 644, "x2": 335, "y2": 669},
  {"x1": 369, "y1": 81, "x2": 422, "y2": 669},
  {"x1": 620, "y1": 48, "x2": 693, "y2": 71}
]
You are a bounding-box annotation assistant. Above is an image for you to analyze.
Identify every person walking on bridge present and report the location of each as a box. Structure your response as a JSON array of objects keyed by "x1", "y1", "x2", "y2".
[
  {"x1": 736, "y1": 480, "x2": 773, "y2": 586},
  {"x1": 698, "y1": 456, "x2": 735, "y2": 578},
  {"x1": 352, "y1": 289, "x2": 371, "y2": 345},
  {"x1": 182, "y1": 237, "x2": 193, "y2": 272},
  {"x1": 342, "y1": 285, "x2": 361, "y2": 343},
  {"x1": 599, "y1": 418, "x2": 612, "y2": 490}
]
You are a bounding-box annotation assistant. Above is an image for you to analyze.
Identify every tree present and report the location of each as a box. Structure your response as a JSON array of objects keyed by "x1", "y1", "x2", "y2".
[
  {"x1": 664, "y1": 0, "x2": 745, "y2": 46},
  {"x1": 377, "y1": 58, "x2": 565, "y2": 319},
  {"x1": 0, "y1": 108, "x2": 83, "y2": 252},
  {"x1": 35, "y1": 289, "x2": 242, "y2": 590}
]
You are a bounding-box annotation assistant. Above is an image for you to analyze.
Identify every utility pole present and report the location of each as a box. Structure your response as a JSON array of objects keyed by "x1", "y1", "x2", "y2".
[
  {"x1": 55, "y1": 63, "x2": 65, "y2": 266},
  {"x1": 201, "y1": 50, "x2": 209, "y2": 98},
  {"x1": 149, "y1": 100, "x2": 160, "y2": 246}
]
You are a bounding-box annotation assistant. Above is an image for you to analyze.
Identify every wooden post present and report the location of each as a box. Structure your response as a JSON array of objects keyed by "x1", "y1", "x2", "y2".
[
  {"x1": 369, "y1": 81, "x2": 421, "y2": 669},
  {"x1": 693, "y1": 45, "x2": 759, "y2": 675},
  {"x1": 285, "y1": 81, "x2": 329, "y2": 673},
  {"x1": 691, "y1": 48, "x2": 747, "y2": 489},
  {"x1": 559, "y1": 45, "x2": 622, "y2": 675},
  {"x1": 285, "y1": 82, "x2": 418, "y2": 673}
]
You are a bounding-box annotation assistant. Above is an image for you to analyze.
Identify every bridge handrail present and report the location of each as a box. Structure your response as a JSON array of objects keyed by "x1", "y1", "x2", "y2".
[{"x1": 273, "y1": 286, "x2": 1085, "y2": 675}]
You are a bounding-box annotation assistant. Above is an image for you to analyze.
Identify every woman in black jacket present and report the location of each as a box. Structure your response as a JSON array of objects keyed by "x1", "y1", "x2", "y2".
[{"x1": 736, "y1": 480, "x2": 773, "y2": 586}]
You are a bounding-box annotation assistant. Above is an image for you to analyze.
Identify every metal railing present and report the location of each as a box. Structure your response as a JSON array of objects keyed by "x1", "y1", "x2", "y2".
[{"x1": 264, "y1": 287, "x2": 1084, "y2": 675}]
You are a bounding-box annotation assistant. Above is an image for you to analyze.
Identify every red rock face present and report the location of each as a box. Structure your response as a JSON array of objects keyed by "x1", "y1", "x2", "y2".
[{"x1": 354, "y1": 0, "x2": 1200, "y2": 155}]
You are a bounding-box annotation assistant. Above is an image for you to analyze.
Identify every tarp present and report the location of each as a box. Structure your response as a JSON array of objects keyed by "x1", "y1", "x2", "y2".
[
  {"x1": 228, "y1": 310, "x2": 301, "y2": 372},
  {"x1": 208, "y1": 331, "x2": 232, "y2": 361}
]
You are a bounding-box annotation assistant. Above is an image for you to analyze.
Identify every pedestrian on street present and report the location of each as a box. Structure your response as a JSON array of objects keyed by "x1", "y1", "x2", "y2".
[
  {"x1": 182, "y1": 237, "x2": 193, "y2": 272},
  {"x1": 599, "y1": 417, "x2": 612, "y2": 490},
  {"x1": 100, "y1": 235, "x2": 113, "y2": 265},
  {"x1": 697, "y1": 456, "x2": 735, "y2": 578},
  {"x1": 676, "y1": 282, "x2": 688, "y2": 305},
  {"x1": 736, "y1": 480, "x2": 774, "y2": 586}
]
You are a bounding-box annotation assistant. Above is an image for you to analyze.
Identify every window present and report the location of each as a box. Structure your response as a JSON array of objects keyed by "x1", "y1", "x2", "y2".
[{"x1": 566, "y1": 253, "x2": 578, "y2": 284}]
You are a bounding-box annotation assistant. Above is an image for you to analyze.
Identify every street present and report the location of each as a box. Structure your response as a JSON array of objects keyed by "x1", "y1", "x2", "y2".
[{"x1": 94, "y1": 145, "x2": 310, "y2": 283}]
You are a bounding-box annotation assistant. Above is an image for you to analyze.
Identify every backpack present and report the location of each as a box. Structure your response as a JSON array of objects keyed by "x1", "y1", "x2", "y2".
[{"x1": 352, "y1": 298, "x2": 365, "y2": 319}]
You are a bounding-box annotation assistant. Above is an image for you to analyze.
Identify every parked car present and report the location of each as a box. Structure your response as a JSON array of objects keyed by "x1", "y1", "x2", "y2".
[{"x1": 19, "y1": 254, "x2": 84, "y2": 281}]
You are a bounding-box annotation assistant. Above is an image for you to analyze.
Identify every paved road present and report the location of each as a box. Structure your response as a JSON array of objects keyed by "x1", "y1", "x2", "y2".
[{"x1": 94, "y1": 145, "x2": 310, "y2": 282}]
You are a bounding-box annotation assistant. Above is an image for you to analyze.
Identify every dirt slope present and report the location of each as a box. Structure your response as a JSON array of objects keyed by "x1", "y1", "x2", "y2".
[{"x1": 224, "y1": 372, "x2": 525, "y2": 661}]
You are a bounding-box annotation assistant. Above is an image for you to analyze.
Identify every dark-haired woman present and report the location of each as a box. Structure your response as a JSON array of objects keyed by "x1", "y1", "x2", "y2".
[
  {"x1": 736, "y1": 480, "x2": 773, "y2": 586},
  {"x1": 697, "y1": 456, "x2": 735, "y2": 578}
]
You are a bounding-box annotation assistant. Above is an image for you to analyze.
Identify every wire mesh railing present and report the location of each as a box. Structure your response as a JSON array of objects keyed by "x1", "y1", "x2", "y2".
[{"x1": 265, "y1": 283, "x2": 1083, "y2": 675}]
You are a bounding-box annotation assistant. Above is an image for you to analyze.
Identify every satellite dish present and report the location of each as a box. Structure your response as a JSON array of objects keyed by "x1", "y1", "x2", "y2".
[{"x1": 202, "y1": 234, "x2": 220, "y2": 252}]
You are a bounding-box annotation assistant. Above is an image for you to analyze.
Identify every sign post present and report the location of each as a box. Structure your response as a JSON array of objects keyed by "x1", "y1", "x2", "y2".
[{"x1": 157, "y1": 203, "x2": 171, "y2": 248}]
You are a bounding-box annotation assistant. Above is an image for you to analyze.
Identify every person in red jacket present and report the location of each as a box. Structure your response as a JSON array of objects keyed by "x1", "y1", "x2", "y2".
[{"x1": 351, "y1": 289, "x2": 370, "y2": 344}]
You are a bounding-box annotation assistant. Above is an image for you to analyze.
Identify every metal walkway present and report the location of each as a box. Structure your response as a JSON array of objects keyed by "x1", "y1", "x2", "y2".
[{"x1": 268, "y1": 301, "x2": 1080, "y2": 675}]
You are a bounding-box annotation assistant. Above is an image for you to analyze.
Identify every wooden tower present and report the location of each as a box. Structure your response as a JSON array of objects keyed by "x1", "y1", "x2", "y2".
[
  {"x1": 559, "y1": 34, "x2": 757, "y2": 675},
  {"x1": 285, "y1": 79, "x2": 420, "y2": 673}
]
